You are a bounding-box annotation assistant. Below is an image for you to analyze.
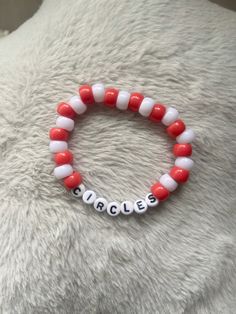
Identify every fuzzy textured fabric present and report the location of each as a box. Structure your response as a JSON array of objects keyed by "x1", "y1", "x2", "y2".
[{"x1": 0, "y1": 0, "x2": 235, "y2": 313}]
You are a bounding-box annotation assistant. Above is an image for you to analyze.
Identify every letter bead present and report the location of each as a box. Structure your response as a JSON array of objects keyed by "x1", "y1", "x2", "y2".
[
  {"x1": 145, "y1": 193, "x2": 159, "y2": 207},
  {"x1": 107, "y1": 202, "x2": 120, "y2": 216},
  {"x1": 71, "y1": 184, "x2": 86, "y2": 197},
  {"x1": 94, "y1": 197, "x2": 108, "y2": 212},
  {"x1": 120, "y1": 201, "x2": 134, "y2": 215},
  {"x1": 134, "y1": 199, "x2": 148, "y2": 214},
  {"x1": 82, "y1": 190, "x2": 97, "y2": 204}
]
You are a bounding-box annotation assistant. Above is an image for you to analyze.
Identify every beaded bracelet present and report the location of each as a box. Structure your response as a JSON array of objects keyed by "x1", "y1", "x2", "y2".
[{"x1": 49, "y1": 83, "x2": 195, "y2": 216}]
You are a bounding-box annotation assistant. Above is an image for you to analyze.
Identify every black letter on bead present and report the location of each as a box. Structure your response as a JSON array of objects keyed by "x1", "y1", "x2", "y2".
[
  {"x1": 96, "y1": 202, "x2": 105, "y2": 211},
  {"x1": 136, "y1": 201, "x2": 145, "y2": 210},
  {"x1": 110, "y1": 205, "x2": 117, "y2": 215},
  {"x1": 148, "y1": 194, "x2": 156, "y2": 203},
  {"x1": 123, "y1": 203, "x2": 130, "y2": 213},
  {"x1": 74, "y1": 187, "x2": 81, "y2": 194},
  {"x1": 86, "y1": 193, "x2": 92, "y2": 201}
]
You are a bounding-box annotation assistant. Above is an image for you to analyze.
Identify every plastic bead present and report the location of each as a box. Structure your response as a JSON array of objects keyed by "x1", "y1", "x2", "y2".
[
  {"x1": 151, "y1": 182, "x2": 170, "y2": 201},
  {"x1": 134, "y1": 199, "x2": 148, "y2": 214},
  {"x1": 57, "y1": 102, "x2": 76, "y2": 119},
  {"x1": 107, "y1": 202, "x2": 120, "y2": 216},
  {"x1": 94, "y1": 197, "x2": 108, "y2": 212},
  {"x1": 64, "y1": 171, "x2": 82, "y2": 189},
  {"x1": 162, "y1": 107, "x2": 179, "y2": 126},
  {"x1": 175, "y1": 157, "x2": 194, "y2": 170},
  {"x1": 49, "y1": 141, "x2": 68, "y2": 153},
  {"x1": 145, "y1": 193, "x2": 159, "y2": 207},
  {"x1": 120, "y1": 201, "x2": 134, "y2": 215},
  {"x1": 128, "y1": 92, "x2": 144, "y2": 112},
  {"x1": 71, "y1": 184, "x2": 86, "y2": 197},
  {"x1": 68, "y1": 96, "x2": 87, "y2": 115},
  {"x1": 170, "y1": 166, "x2": 189, "y2": 183},
  {"x1": 176, "y1": 129, "x2": 196, "y2": 144},
  {"x1": 56, "y1": 116, "x2": 74, "y2": 132},
  {"x1": 92, "y1": 83, "x2": 105, "y2": 103},
  {"x1": 166, "y1": 119, "x2": 185, "y2": 138},
  {"x1": 104, "y1": 88, "x2": 119, "y2": 107},
  {"x1": 159, "y1": 174, "x2": 178, "y2": 192},
  {"x1": 149, "y1": 104, "x2": 166, "y2": 122},
  {"x1": 116, "y1": 91, "x2": 130, "y2": 110},
  {"x1": 49, "y1": 128, "x2": 69, "y2": 141},
  {"x1": 82, "y1": 190, "x2": 97, "y2": 204},
  {"x1": 53, "y1": 164, "x2": 73, "y2": 179},
  {"x1": 139, "y1": 97, "x2": 155, "y2": 117},
  {"x1": 79, "y1": 85, "x2": 95, "y2": 105},
  {"x1": 173, "y1": 144, "x2": 192, "y2": 157},
  {"x1": 54, "y1": 150, "x2": 73, "y2": 165}
]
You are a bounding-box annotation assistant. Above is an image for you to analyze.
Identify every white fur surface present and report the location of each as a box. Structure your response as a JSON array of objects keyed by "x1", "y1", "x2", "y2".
[{"x1": 0, "y1": 0, "x2": 236, "y2": 313}]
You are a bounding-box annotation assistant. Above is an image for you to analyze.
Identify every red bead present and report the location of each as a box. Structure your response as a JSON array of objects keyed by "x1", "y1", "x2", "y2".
[
  {"x1": 151, "y1": 182, "x2": 170, "y2": 201},
  {"x1": 54, "y1": 150, "x2": 73, "y2": 165},
  {"x1": 173, "y1": 144, "x2": 192, "y2": 157},
  {"x1": 170, "y1": 166, "x2": 189, "y2": 183},
  {"x1": 128, "y1": 93, "x2": 144, "y2": 112},
  {"x1": 79, "y1": 85, "x2": 95, "y2": 105},
  {"x1": 57, "y1": 102, "x2": 76, "y2": 119},
  {"x1": 49, "y1": 128, "x2": 69, "y2": 141},
  {"x1": 167, "y1": 119, "x2": 185, "y2": 138},
  {"x1": 104, "y1": 88, "x2": 119, "y2": 107},
  {"x1": 149, "y1": 104, "x2": 166, "y2": 122},
  {"x1": 64, "y1": 171, "x2": 82, "y2": 189}
]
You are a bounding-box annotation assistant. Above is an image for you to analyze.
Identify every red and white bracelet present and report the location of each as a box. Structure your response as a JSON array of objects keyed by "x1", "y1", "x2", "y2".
[{"x1": 49, "y1": 83, "x2": 195, "y2": 216}]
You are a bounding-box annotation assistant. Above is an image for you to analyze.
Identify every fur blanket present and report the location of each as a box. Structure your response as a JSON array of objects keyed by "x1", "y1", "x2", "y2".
[{"x1": 0, "y1": 0, "x2": 235, "y2": 313}]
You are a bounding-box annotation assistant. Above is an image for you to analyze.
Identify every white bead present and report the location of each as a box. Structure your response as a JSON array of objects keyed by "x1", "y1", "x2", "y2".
[
  {"x1": 56, "y1": 116, "x2": 74, "y2": 131},
  {"x1": 162, "y1": 107, "x2": 179, "y2": 126},
  {"x1": 159, "y1": 174, "x2": 178, "y2": 192},
  {"x1": 82, "y1": 190, "x2": 97, "y2": 204},
  {"x1": 116, "y1": 91, "x2": 130, "y2": 110},
  {"x1": 145, "y1": 193, "x2": 159, "y2": 207},
  {"x1": 68, "y1": 95, "x2": 87, "y2": 115},
  {"x1": 134, "y1": 199, "x2": 148, "y2": 214},
  {"x1": 49, "y1": 140, "x2": 68, "y2": 153},
  {"x1": 71, "y1": 184, "x2": 86, "y2": 197},
  {"x1": 94, "y1": 197, "x2": 108, "y2": 212},
  {"x1": 120, "y1": 201, "x2": 134, "y2": 215},
  {"x1": 175, "y1": 157, "x2": 194, "y2": 170},
  {"x1": 176, "y1": 129, "x2": 196, "y2": 143},
  {"x1": 53, "y1": 164, "x2": 73, "y2": 179},
  {"x1": 107, "y1": 202, "x2": 120, "y2": 216},
  {"x1": 139, "y1": 97, "x2": 155, "y2": 117},
  {"x1": 92, "y1": 83, "x2": 105, "y2": 103}
]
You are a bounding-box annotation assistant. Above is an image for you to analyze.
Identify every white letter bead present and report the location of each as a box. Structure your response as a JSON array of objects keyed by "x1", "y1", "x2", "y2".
[
  {"x1": 145, "y1": 193, "x2": 159, "y2": 207},
  {"x1": 120, "y1": 201, "x2": 134, "y2": 215},
  {"x1": 176, "y1": 129, "x2": 196, "y2": 143},
  {"x1": 53, "y1": 164, "x2": 73, "y2": 179},
  {"x1": 134, "y1": 199, "x2": 148, "y2": 214},
  {"x1": 159, "y1": 174, "x2": 178, "y2": 192},
  {"x1": 139, "y1": 97, "x2": 155, "y2": 117},
  {"x1": 82, "y1": 190, "x2": 97, "y2": 204},
  {"x1": 94, "y1": 197, "x2": 108, "y2": 212},
  {"x1": 162, "y1": 107, "x2": 179, "y2": 126},
  {"x1": 92, "y1": 83, "x2": 105, "y2": 103},
  {"x1": 49, "y1": 140, "x2": 68, "y2": 153},
  {"x1": 56, "y1": 116, "x2": 74, "y2": 131},
  {"x1": 68, "y1": 95, "x2": 87, "y2": 115},
  {"x1": 71, "y1": 184, "x2": 86, "y2": 197},
  {"x1": 116, "y1": 91, "x2": 131, "y2": 110},
  {"x1": 175, "y1": 157, "x2": 194, "y2": 170},
  {"x1": 107, "y1": 202, "x2": 120, "y2": 216}
]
